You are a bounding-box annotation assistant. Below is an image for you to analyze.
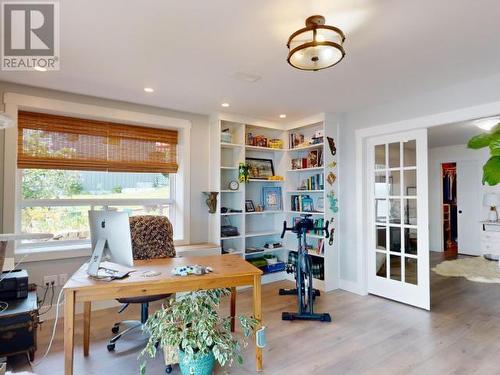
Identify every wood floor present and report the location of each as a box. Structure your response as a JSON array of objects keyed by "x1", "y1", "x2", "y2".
[{"x1": 8, "y1": 252, "x2": 500, "y2": 375}]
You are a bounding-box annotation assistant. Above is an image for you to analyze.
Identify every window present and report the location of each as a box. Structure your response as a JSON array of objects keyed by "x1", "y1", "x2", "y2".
[{"x1": 16, "y1": 111, "x2": 180, "y2": 249}]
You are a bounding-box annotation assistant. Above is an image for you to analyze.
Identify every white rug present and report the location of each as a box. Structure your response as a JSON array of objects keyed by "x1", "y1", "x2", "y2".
[{"x1": 432, "y1": 256, "x2": 500, "y2": 283}]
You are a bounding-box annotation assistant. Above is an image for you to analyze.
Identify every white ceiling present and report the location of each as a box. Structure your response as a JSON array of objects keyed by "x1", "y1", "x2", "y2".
[
  {"x1": 2, "y1": 0, "x2": 500, "y2": 121},
  {"x1": 428, "y1": 119, "x2": 488, "y2": 148}
]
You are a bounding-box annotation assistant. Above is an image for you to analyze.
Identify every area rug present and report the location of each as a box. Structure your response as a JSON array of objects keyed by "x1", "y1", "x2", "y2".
[{"x1": 432, "y1": 256, "x2": 500, "y2": 283}]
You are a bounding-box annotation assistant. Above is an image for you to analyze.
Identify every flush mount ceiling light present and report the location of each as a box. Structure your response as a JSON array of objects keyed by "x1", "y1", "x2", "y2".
[
  {"x1": 473, "y1": 116, "x2": 500, "y2": 131},
  {"x1": 221, "y1": 103, "x2": 230, "y2": 108},
  {"x1": 144, "y1": 87, "x2": 154, "y2": 93},
  {"x1": 287, "y1": 15, "x2": 346, "y2": 71}
]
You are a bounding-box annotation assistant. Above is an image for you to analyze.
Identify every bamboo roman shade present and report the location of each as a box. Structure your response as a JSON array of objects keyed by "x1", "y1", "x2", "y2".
[{"x1": 17, "y1": 111, "x2": 178, "y2": 173}]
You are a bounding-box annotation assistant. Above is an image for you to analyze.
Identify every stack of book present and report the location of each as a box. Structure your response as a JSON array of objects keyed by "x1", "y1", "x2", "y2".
[{"x1": 298, "y1": 173, "x2": 324, "y2": 190}]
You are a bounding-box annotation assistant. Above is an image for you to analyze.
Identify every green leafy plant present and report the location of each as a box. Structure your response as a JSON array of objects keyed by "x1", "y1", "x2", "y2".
[
  {"x1": 467, "y1": 123, "x2": 500, "y2": 185},
  {"x1": 140, "y1": 288, "x2": 258, "y2": 374}
]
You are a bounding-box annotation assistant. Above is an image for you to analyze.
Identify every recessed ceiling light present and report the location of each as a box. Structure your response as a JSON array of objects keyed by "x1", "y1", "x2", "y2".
[
  {"x1": 221, "y1": 103, "x2": 230, "y2": 108},
  {"x1": 473, "y1": 117, "x2": 500, "y2": 131},
  {"x1": 144, "y1": 87, "x2": 154, "y2": 93},
  {"x1": 279, "y1": 114, "x2": 287, "y2": 119},
  {"x1": 34, "y1": 66, "x2": 47, "y2": 72}
]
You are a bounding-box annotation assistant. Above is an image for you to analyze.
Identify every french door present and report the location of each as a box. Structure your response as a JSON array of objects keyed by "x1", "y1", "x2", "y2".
[{"x1": 366, "y1": 129, "x2": 429, "y2": 310}]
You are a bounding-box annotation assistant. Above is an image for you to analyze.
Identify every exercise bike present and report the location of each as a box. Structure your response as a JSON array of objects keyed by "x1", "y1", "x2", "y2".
[{"x1": 279, "y1": 214, "x2": 331, "y2": 322}]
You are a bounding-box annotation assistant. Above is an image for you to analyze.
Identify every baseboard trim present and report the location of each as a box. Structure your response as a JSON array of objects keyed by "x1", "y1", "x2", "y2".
[{"x1": 339, "y1": 279, "x2": 367, "y2": 296}]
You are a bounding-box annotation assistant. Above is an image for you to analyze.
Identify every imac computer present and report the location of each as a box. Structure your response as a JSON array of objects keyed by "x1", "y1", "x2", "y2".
[{"x1": 87, "y1": 210, "x2": 134, "y2": 278}]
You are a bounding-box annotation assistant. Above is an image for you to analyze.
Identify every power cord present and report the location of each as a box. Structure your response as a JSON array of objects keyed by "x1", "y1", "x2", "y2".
[
  {"x1": 29, "y1": 287, "x2": 64, "y2": 367},
  {"x1": 39, "y1": 284, "x2": 55, "y2": 316}
]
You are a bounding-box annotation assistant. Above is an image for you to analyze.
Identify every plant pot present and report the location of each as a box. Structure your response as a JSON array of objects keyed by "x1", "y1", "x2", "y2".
[{"x1": 178, "y1": 349, "x2": 215, "y2": 375}]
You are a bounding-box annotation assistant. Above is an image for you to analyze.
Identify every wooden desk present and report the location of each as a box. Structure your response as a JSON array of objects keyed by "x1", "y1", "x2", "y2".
[{"x1": 63, "y1": 255, "x2": 263, "y2": 374}]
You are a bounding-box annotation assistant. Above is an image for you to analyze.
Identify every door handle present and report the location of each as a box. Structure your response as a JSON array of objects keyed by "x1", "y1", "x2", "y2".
[{"x1": 458, "y1": 210, "x2": 463, "y2": 214}]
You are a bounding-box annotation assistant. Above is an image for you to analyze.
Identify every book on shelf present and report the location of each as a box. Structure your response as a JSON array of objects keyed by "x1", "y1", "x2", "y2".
[
  {"x1": 290, "y1": 195, "x2": 318, "y2": 212},
  {"x1": 290, "y1": 149, "x2": 323, "y2": 170},
  {"x1": 297, "y1": 173, "x2": 324, "y2": 191}
]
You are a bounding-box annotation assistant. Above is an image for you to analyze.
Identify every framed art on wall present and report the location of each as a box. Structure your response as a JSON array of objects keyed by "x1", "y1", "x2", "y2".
[
  {"x1": 262, "y1": 186, "x2": 282, "y2": 211},
  {"x1": 246, "y1": 157, "x2": 274, "y2": 180}
]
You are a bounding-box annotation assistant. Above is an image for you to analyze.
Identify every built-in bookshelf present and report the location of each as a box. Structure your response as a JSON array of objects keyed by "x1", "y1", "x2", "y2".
[{"x1": 209, "y1": 113, "x2": 339, "y2": 290}]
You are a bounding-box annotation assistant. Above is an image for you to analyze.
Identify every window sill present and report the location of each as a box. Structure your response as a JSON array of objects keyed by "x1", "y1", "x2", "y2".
[{"x1": 16, "y1": 244, "x2": 92, "y2": 263}]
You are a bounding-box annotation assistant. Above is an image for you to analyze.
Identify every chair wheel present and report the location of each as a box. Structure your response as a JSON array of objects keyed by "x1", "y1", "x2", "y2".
[
  {"x1": 111, "y1": 326, "x2": 119, "y2": 334},
  {"x1": 107, "y1": 343, "x2": 115, "y2": 352},
  {"x1": 165, "y1": 365, "x2": 172, "y2": 373}
]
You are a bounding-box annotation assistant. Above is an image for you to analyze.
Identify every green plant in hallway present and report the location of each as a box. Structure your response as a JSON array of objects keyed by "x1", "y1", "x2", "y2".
[
  {"x1": 467, "y1": 123, "x2": 500, "y2": 186},
  {"x1": 140, "y1": 288, "x2": 258, "y2": 375}
]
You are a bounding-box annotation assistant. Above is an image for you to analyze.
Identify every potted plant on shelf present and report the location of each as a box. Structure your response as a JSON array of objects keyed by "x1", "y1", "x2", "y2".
[{"x1": 140, "y1": 288, "x2": 258, "y2": 375}]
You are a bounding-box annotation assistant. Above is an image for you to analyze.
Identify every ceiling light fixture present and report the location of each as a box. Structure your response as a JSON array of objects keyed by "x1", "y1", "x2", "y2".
[
  {"x1": 279, "y1": 114, "x2": 287, "y2": 119},
  {"x1": 287, "y1": 15, "x2": 346, "y2": 71},
  {"x1": 144, "y1": 87, "x2": 154, "y2": 93},
  {"x1": 221, "y1": 103, "x2": 230, "y2": 108},
  {"x1": 34, "y1": 66, "x2": 47, "y2": 72},
  {"x1": 473, "y1": 117, "x2": 500, "y2": 131}
]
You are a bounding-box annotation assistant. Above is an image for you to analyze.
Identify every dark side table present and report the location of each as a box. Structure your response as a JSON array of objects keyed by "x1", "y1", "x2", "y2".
[{"x1": 0, "y1": 291, "x2": 38, "y2": 361}]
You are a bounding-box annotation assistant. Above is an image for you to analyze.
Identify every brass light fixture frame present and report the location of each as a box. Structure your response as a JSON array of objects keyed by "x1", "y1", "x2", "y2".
[{"x1": 287, "y1": 15, "x2": 346, "y2": 71}]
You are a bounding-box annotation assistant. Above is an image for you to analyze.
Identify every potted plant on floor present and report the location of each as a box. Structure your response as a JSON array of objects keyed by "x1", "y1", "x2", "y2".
[{"x1": 140, "y1": 288, "x2": 258, "y2": 375}]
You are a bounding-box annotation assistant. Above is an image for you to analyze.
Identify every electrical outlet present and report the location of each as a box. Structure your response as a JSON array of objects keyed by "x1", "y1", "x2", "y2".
[
  {"x1": 43, "y1": 275, "x2": 58, "y2": 287},
  {"x1": 59, "y1": 273, "x2": 68, "y2": 286}
]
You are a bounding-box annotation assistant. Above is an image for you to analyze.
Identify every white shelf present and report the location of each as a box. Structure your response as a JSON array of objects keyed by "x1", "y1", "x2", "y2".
[
  {"x1": 221, "y1": 142, "x2": 244, "y2": 149},
  {"x1": 245, "y1": 210, "x2": 283, "y2": 215},
  {"x1": 245, "y1": 230, "x2": 282, "y2": 238},
  {"x1": 287, "y1": 167, "x2": 324, "y2": 173},
  {"x1": 288, "y1": 143, "x2": 324, "y2": 151},
  {"x1": 285, "y1": 211, "x2": 325, "y2": 216},
  {"x1": 285, "y1": 232, "x2": 325, "y2": 239},
  {"x1": 247, "y1": 179, "x2": 284, "y2": 183},
  {"x1": 245, "y1": 145, "x2": 285, "y2": 152},
  {"x1": 287, "y1": 190, "x2": 324, "y2": 193},
  {"x1": 262, "y1": 271, "x2": 287, "y2": 284},
  {"x1": 244, "y1": 247, "x2": 286, "y2": 257},
  {"x1": 221, "y1": 235, "x2": 242, "y2": 240},
  {"x1": 221, "y1": 212, "x2": 244, "y2": 216},
  {"x1": 220, "y1": 190, "x2": 242, "y2": 193},
  {"x1": 221, "y1": 166, "x2": 238, "y2": 170}
]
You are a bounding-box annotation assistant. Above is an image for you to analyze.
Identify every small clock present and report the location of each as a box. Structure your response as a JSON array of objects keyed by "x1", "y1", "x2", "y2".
[{"x1": 228, "y1": 180, "x2": 239, "y2": 191}]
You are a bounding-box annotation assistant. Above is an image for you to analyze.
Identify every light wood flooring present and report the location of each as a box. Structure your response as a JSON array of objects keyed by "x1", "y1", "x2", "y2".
[{"x1": 8, "y1": 251, "x2": 500, "y2": 374}]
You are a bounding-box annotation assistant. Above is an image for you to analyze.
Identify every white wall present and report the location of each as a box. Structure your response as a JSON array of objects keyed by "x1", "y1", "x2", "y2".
[
  {"x1": 428, "y1": 145, "x2": 499, "y2": 252},
  {"x1": 0, "y1": 80, "x2": 210, "y2": 307},
  {"x1": 339, "y1": 72, "x2": 500, "y2": 287}
]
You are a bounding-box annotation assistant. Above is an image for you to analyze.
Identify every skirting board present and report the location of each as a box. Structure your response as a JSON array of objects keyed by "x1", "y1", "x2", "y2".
[{"x1": 339, "y1": 278, "x2": 367, "y2": 296}]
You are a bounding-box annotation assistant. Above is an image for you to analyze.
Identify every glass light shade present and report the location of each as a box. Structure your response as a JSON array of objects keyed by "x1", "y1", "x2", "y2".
[{"x1": 287, "y1": 17, "x2": 345, "y2": 71}]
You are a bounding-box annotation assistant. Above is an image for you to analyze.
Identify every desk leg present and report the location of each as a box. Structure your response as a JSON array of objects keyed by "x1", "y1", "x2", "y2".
[
  {"x1": 230, "y1": 287, "x2": 236, "y2": 332},
  {"x1": 253, "y1": 275, "x2": 263, "y2": 372},
  {"x1": 64, "y1": 290, "x2": 75, "y2": 375},
  {"x1": 83, "y1": 301, "x2": 91, "y2": 356}
]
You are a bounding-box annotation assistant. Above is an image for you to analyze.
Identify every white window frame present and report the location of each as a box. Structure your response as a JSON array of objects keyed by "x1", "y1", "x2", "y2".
[
  {"x1": 3, "y1": 93, "x2": 191, "y2": 262},
  {"x1": 16, "y1": 170, "x2": 176, "y2": 250}
]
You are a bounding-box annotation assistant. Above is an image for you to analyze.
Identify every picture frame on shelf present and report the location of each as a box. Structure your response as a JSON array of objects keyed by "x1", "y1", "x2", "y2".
[
  {"x1": 316, "y1": 197, "x2": 325, "y2": 212},
  {"x1": 246, "y1": 157, "x2": 274, "y2": 179},
  {"x1": 307, "y1": 150, "x2": 319, "y2": 168},
  {"x1": 245, "y1": 200, "x2": 256, "y2": 212},
  {"x1": 262, "y1": 186, "x2": 282, "y2": 211},
  {"x1": 302, "y1": 196, "x2": 314, "y2": 212}
]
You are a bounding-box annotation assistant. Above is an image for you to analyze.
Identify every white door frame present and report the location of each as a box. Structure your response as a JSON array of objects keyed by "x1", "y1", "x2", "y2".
[{"x1": 355, "y1": 99, "x2": 500, "y2": 298}]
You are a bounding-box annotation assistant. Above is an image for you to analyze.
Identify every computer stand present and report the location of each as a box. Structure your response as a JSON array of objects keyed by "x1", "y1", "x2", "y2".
[{"x1": 87, "y1": 238, "x2": 107, "y2": 277}]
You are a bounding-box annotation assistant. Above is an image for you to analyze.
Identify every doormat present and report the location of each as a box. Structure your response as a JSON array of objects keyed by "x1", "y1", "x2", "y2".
[{"x1": 432, "y1": 256, "x2": 500, "y2": 283}]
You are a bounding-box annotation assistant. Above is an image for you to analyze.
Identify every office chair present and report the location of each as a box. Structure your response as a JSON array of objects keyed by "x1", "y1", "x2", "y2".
[{"x1": 107, "y1": 215, "x2": 176, "y2": 352}]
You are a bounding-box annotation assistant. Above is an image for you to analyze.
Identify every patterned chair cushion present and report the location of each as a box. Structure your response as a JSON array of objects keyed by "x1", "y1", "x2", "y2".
[{"x1": 129, "y1": 215, "x2": 176, "y2": 260}]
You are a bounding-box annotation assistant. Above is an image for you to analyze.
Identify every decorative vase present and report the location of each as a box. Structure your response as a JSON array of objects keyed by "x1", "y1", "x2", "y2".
[
  {"x1": 202, "y1": 192, "x2": 219, "y2": 214},
  {"x1": 178, "y1": 350, "x2": 215, "y2": 375}
]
